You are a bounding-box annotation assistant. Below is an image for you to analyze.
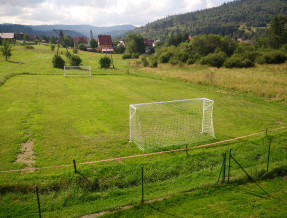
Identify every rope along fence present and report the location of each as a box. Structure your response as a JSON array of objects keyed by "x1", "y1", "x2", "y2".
[{"x1": 0, "y1": 126, "x2": 285, "y2": 173}]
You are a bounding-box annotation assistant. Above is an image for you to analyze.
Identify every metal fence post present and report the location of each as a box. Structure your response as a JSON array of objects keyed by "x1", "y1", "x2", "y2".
[
  {"x1": 228, "y1": 149, "x2": 231, "y2": 183},
  {"x1": 141, "y1": 166, "x2": 144, "y2": 203},
  {"x1": 223, "y1": 152, "x2": 226, "y2": 183},
  {"x1": 36, "y1": 186, "x2": 41, "y2": 218},
  {"x1": 267, "y1": 138, "x2": 272, "y2": 172}
]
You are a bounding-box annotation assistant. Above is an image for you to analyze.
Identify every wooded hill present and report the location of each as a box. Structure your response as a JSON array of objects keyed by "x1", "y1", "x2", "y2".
[{"x1": 132, "y1": 0, "x2": 287, "y2": 41}]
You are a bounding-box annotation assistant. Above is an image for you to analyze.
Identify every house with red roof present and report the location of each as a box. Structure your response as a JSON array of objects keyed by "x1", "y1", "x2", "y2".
[
  {"x1": 98, "y1": 35, "x2": 114, "y2": 53},
  {"x1": 73, "y1": 37, "x2": 88, "y2": 45},
  {"x1": 144, "y1": 38, "x2": 155, "y2": 53}
]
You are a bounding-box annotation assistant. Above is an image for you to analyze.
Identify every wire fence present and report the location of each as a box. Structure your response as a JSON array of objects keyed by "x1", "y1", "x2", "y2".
[{"x1": 1, "y1": 127, "x2": 286, "y2": 217}]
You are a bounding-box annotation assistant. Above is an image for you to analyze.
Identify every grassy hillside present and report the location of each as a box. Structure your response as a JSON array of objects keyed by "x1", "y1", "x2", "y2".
[
  {"x1": 132, "y1": 0, "x2": 287, "y2": 40},
  {"x1": 0, "y1": 44, "x2": 286, "y2": 217}
]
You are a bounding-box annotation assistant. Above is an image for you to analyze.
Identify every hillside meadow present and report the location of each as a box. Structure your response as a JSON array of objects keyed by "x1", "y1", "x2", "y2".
[{"x1": 0, "y1": 44, "x2": 286, "y2": 217}]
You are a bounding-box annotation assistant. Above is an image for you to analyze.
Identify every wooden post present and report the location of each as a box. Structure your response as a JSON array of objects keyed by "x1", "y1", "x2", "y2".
[{"x1": 73, "y1": 159, "x2": 77, "y2": 173}]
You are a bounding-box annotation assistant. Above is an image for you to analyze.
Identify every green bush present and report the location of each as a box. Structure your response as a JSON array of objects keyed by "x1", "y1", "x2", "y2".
[
  {"x1": 70, "y1": 54, "x2": 82, "y2": 66},
  {"x1": 78, "y1": 43, "x2": 87, "y2": 51},
  {"x1": 256, "y1": 51, "x2": 286, "y2": 64},
  {"x1": 51, "y1": 45, "x2": 55, "y2": 51},
  {"x1": 25, "y1": 45, "x2": 34, "y2": 49},
  {"x1": 52, "y1": 55, "x2": 65, "y2": 69},
  {"x1": 149, "y1": 56, "x2": 158, "y2": 68},
  {"x1": 122, "y1": 53, "x2": 132, "y2": 59},
  {"x1": 141, "y1": 57, "x2": 149, "y2": 67},
  {"x1": 73, "y1": 47, "x2": 78, "y2": 54},
  {"x1": 99, "y1": 56, "x2": 111, "y2": 68},
  {"x1": 131, "y1": 53, "x2": 140, "y2": 59},
  {"x1": 200, "y1": 52, "x2": 226, "y2": 68},
  {"x1": 224, "y1": 56, "x2": 254, "y2": 68}
]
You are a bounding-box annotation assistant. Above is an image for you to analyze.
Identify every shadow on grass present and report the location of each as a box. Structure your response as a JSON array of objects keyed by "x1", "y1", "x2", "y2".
[
  {"x1": 232, "y1": 185, "x2": 270, "y2": 199},
  {"x1": 7, "y1": 60, "x2": 24, "y2": 64},
  {"x1": 148, "y1": 204, "x2": 183, "y2": 218}
]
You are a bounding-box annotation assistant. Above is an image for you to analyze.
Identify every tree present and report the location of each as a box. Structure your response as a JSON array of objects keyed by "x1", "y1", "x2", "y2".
[
  {"x1": 23, "y1": 33, "x2": 29, "y2": 42},
  {"x1": 99, "y1": 56, "x2": 111, "y2": 68},
  {"x1": 89, "y1": 38, "x2": 98, "y2": 49},
  {"x1": 125, "y1": 33, "x2": 145, "y2": 55},
  {"x1": 49, "y1": 35, "x2": 57, "y2": 44},
  {"x1": 1, "y1": 39, "x2": 13, "y2": 61},
  {"x1": 63, "y1": 35, "x2": 74, "y2": 48},
  {"x1": 268, "y1": 15, "x2": 287, "y2": 49}
]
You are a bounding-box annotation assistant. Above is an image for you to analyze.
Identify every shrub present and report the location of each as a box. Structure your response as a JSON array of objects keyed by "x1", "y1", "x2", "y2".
[
  {"x1": 158, "y1": 52, "x2": 170, "y2": 63},
  {"x1": 224, "y1": 56, "x2": 254, "y2": 68},
  {"x1": 256, "y1": 51, "x2": 286, "y2": 64},
  {"x1": 25, "y1": 45, "x2": 34, "y2": 49},
  {"x1": 122, "y1": 53, "x2": 132, "y2": 59},
  {"x1": 51, "y1": 45, "x2": 55, "y2": 51},
  {"x1": 99, "y1": 56, "x2": 111, "y2": 68},
  {"x1": 65, "y1": 51, "x2": 71, "y2": 58},
  {"x1": 78, "y1": 43, "x2": 87, "y2": 51},
  {"x1": 52, "y1": 55, "x2": 65, "y2": 69},
  {"x1": 149, "y1": 56, "x2": 158, "y2": 68},
  {"x1": 141, "y1": 57, "x2": 149, "y2": 67},
  {"x1": 70, "y1": 54, "x2": 82, "y2": 66},
  {"x1": 131, "y1": 53, "x2": 140, "y2": 59},
  {"x1": 186, "y1": 58, "x2": 195, "y2": 65},
  {"x1": 73, "y1": 47, "x2": 78, "y2": 54},
  {"x1": 200, "y1": 52, "x2": 226, "y2": 68}
]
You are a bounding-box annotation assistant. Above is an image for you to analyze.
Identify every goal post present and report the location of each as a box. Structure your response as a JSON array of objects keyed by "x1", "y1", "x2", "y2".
[
  {"x1": 129, "y1": 98, "x2": 215, "y2": 152},
  {"x1": 64, "y1": 66, "x2": 91, "y2": 77}
]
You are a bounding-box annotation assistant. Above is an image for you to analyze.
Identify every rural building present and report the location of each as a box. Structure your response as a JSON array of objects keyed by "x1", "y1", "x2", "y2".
[
  {"x1": 98, "y1": 35, "x2": 114, "y2": 53},
  {"x1": 144, "y1": 38, "x2": 154, "y2": 53},
  {"x1": 73, "y1": 37, "x2": 88, "y2": 45},
  {"x1": 0, "y1": 33, "x2": 16, "y2": 43}
]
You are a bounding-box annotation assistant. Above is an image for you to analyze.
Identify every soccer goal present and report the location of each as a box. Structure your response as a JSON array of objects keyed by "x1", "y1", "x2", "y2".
[
  {"x1": 64, "y1": 66, "x2": 91, "y2": 77},
  {"x1": 129, "y1": 98, "x2": 215, "y2": 152}
]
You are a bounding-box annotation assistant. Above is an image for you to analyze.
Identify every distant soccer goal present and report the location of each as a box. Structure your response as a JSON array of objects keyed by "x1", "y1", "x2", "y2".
[
  {"x1": 64, "y1": 66, "x2": 91, "y2": 77},
  {"x1": 129, "y1": 98, "x2": 215, "y2": 152}
]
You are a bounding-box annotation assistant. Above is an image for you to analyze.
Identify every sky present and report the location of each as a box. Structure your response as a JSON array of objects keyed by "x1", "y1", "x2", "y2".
[{"x1": 0, "y1": 0, "x2": 233, "y2": 27}]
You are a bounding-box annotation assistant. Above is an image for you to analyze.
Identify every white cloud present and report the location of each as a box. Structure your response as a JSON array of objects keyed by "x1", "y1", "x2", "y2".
[{"x1": 0, "y1": 0, "x2": 233, "y2": 26}]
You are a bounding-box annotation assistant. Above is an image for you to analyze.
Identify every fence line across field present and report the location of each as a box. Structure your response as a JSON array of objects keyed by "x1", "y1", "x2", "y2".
[{"x1": 0, "y1": 126, "x2": 285, "y2": 173}]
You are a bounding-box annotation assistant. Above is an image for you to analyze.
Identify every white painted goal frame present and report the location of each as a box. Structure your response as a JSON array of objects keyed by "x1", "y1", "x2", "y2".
[
  {"x1": 64, "y1": 66, "x2": 91, "y2": 77},
  {"x1": 129, "y1": 98, "x2": 215, "y2": 152}
]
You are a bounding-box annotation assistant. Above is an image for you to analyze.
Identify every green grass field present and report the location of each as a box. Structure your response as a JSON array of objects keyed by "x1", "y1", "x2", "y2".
[{"x1": 0, "y1": 44, "x2": 286, "y2": 217}]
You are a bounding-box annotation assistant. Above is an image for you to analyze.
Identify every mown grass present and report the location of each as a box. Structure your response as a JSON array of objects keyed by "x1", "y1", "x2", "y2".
[
  {"x1": 0, "y1": 44, "x2": 286, "y2": 217},
  {"x1": 134, "y1": 62, "x2": 287, "y2": 102},
  {"x1": 105, "y1": 175, "x2": 287, "y2": 217}
]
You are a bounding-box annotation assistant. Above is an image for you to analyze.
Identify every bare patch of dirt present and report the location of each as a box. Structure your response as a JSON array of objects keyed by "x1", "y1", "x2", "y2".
[
  {"x1": 16, "y1": 140, "x2": 36, "y2": 171},
  {"x1": 282, "y1": 176, "x2": 287, "y2": 181}
]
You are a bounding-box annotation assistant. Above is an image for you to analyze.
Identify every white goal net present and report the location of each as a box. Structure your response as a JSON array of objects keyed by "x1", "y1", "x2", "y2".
[
  {"x1": 129, "y1": 98, "x2": 215, "y2": 152},
  {"x1": 64, "y1": 66, "x2": 91, "y2": 77}
]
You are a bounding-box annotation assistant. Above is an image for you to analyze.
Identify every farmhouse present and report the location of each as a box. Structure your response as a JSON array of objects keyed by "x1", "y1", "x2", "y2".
[
  {"x1": 144, "y1": 38, "x2": 154, "y2": 53},
  {"x1": 73, "y1": 37, "x2": 88, "y2": 45},
  {"x1": 0, "y1": 33, "x2": 16, "y2": 43},
  {"x1": 98, "y1": 35, "x2": 114, "y2": 53}
]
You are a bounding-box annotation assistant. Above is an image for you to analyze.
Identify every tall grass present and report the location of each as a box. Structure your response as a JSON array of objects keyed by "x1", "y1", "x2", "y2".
[{"x1": 136, "y1": 63, "x2": 287, "y2": 102}]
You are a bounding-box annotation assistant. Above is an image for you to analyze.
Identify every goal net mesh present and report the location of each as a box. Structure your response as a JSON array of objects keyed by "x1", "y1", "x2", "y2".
[
  {"x1": 130, "y1": 98, "x2": 215, "y2": 152},
  {"x1": 64, "y1": 66, "x2": 91, "y2": 76}
]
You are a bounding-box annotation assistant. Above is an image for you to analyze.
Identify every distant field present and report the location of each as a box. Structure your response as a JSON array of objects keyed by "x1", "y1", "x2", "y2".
[{"x1": 0, "y1": 44, "x2": 286, "y2": 217}]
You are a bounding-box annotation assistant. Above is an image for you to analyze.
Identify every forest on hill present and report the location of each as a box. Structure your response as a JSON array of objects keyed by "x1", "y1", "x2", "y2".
[{"x1": 132, "y1": 0, "x2": 287, "y2": 41}]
